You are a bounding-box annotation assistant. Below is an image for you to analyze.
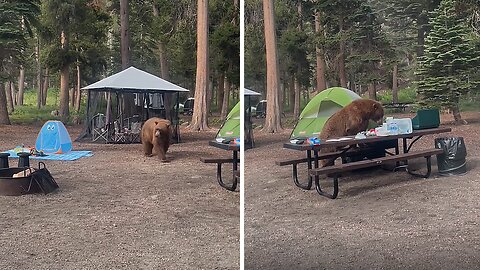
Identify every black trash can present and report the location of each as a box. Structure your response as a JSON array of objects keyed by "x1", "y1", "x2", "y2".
[{"x1": 435, "y1": 137, "x2": 467, "y2": 176}]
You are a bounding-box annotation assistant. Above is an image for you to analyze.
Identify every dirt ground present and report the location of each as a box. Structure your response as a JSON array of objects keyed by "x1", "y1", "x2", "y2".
[
  {"x1": 0, "y1": 124, "x2": 239, "y2": 269},
  {"x1": 245, "y1": 111, "x2": 480, "y2": 270}
]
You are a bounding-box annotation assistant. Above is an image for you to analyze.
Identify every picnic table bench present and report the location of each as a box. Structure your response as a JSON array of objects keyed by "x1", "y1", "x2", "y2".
[
  {"x1": 201, "y1": 141, "x2": 240, "y2": 191},
  {"x1": 309, "y1": 148, "x2": 444, "y2": 198},
  {"x1": 279, "y1": 127, "x2": 452, "y2": 199}
]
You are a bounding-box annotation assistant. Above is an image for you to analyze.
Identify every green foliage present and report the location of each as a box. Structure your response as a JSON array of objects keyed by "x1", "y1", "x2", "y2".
[
  {"x1": 415, "y1": 0, "x2": 480, "y2": 109},
  {"x1": 377, "y1": 86, "x2": 417, "y2": 103},
  {"x1": 10, "y1": 88, "x2": 87, "y2": 124},
  {"x1": 0, "y1": 0, "x2": 40, "y2": 69}
]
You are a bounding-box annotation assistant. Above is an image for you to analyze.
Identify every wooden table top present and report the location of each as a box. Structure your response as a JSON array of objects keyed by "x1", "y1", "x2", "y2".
[
  {"x1": 209, "y1": 140, "x2": 240, "y2": 151},
  {"x1": 284, "y1": 127, "x2": 452, "y2": 151}
]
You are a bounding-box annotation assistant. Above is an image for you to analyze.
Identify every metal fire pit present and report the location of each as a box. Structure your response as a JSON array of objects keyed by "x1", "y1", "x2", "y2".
[{"x1": 0, "y1": 162, "x2": 58, "y2": 196}]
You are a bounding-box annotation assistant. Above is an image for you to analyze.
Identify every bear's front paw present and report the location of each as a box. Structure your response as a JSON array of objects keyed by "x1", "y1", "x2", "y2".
[{"x1": 160, "y1": 159, "x2": 170, "y2": 163}]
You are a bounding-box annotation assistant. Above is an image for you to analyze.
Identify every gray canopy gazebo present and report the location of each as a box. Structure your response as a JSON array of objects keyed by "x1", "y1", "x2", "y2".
[
  {"x1": 244, "y1": 88, "x2": 261, "y2": 149},
  {"x1": 76, "y1": 66, "x2": 189, "y2": 143}
]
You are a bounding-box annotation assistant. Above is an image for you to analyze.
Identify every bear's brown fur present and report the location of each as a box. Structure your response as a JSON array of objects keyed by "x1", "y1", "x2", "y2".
[
  {"x1": 319, "y1": 99, "x2": 384, "y2": 166},
  {"x1": 141, "y1": 117, "x2": 171, "y2": 162}
]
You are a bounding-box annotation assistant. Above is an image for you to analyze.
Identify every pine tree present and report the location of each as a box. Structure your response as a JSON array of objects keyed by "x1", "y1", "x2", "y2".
[{"x1": 416, "y1": 0, "x2": 480, "y2": 124}]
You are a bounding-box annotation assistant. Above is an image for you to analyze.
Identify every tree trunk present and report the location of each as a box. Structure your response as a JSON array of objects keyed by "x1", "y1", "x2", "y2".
[
  {"x1": 288, "y1": 77, "x2": 294, "y2": 113},
  {"x1": 207, "y1": 77, "x2": 213, "y2": 115},
  {"x1": 315, "y1": 10, "x2": 327, "y2": 93},
  {"x1": 368, "y1": 83, "x2": 377, "y2": 101},
  {"x1": 6, "y1": 82, "x2": 14, "y2": 113},
  {"x1": 75, "y1": 64, "x2": 81, "y2": 112},
  {"x1": 12, "y1": 83, "x2": 17, "y2": 106},
  {"x1": 451, "y1": 104, "x2": 467, "y2": 125},
  {"x1": 42, "y1": 68, "x2": 49, "y2": 106},
  {"x1": 158, "y1": 41, "x2": 173, "y2": 120},
  {"x1": 262, "y1": 0, "x2": 282, "y2": 133},
  {"x1": 152, "y1": 2, "x2": 172, "y2": 120},
  {"x1": 120, "y1": 0, "x2": 131, "y2": 69},
  {"x1": 294, "y1": 76, "x2": 300, "y2": 119},
  {"x1": 36, "y1": 39, "x2": 43, "y2": 109},
  {"x1": 417, "y1": 13, "x2": 427, "y2": 57},
  {"x1": 218, "y1": 73, "x2": 225, "y2": 115},
  {"x1": 59, "y1": 30, "x2": 70, "y2": 120},
  {"x1": 338, "y1": 19, "x2": 347, "y2": 88},
  {"x1": 59, "y1": 64, "x2": 70, "y2": 120},
  {"x1": 70, "y1": 87, "x2": 75, "y2": 108},
  {"x1": 190, "y1": 0, "x2": 209, "y2": 130},
  {"x1": 17, "y1": 67, "x2": 25, "y2": 106},
  {"x1": 0, "y1": 82, "x2": 11, "y2": 125},
  {"x1": 221, "y1": 79, "x2": 230, "y2": 120},
  {"x1": 392, "y1": 64, "x2": 398, "y2": 104},
  {"x1": 120, "y1": 0, "x2": 135, "y2": 117}
]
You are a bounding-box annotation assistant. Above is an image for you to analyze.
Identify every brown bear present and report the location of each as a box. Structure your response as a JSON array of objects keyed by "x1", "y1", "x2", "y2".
[
  {"x1": 319, "y1": 98, "x2": 384, "y2": 166},
  {"x1": 141, "y1": 117, "x2": 172, "y2": 162}
]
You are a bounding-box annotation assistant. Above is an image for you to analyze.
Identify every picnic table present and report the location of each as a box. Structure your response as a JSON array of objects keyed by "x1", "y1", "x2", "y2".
[
  {"x1": 200, "y1": 141, "x2": 240, "y2": 191},
  {"x1": 278, "y1": 127, "x2": 452, "y2": 199}
]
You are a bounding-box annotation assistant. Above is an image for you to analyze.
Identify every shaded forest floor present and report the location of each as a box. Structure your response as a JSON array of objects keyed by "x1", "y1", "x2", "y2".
[
  {"x1": 245, "y1": 111, "x2": 480, "y2": 269},
  {"x1": 0, "y1": 125, "x2": 239, "y2": 269}
]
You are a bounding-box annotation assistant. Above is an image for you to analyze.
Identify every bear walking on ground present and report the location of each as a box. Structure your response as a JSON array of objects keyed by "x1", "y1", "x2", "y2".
[
  {"x1": 319, "y1": 99, "x2": 384, "y2": 167},
  {"x1": 141, "y1": 117, "x2": 172, "y2": 162}
]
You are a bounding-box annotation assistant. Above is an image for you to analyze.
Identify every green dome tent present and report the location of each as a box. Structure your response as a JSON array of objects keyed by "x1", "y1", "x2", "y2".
[
  {"x1": 290, "y1": 87, "x2": 361, "y2": 139},
  {"x1": 216, "y1": 101, "x2": 240, "y2": 139}
]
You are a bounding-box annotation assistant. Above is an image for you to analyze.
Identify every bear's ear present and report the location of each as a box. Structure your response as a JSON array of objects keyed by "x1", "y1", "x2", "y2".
[
  {"x1": 372, "y1": 102, "x2": 379, "y2": 109},
  {"x1": 154, "y1": 121, "x2": 159, "y2": 125}
]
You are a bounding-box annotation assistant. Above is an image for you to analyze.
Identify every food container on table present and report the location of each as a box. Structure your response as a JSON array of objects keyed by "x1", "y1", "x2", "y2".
[
  {"x1": 396, "y1": 118, "x2": 413, "y2": 134},
  {"x1": 307, "y1": 137, "x2": 321, "y2": 145},
  {"x1": 375, "y1": 125, "x2": 389, "y2": 136},
  {"x1": 386, "y1": 118, "x2": 399, "y2": 135}
]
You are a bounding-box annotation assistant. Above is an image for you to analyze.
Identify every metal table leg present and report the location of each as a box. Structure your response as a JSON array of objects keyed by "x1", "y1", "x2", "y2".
[
  {"x1": 216, "y1": 150, "x2": 238, "y2": 191},
  {"x1": 293, "y1": 150, "x2": 313, "y2": 190}
]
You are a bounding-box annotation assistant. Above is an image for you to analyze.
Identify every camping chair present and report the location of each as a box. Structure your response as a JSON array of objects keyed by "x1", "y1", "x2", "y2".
[
  {"x1": 113, "y1": 120, "x2": 127, "y2": 143},
  {"x1": 91, "y1": 113, "x2": 110, "y2": 143},
  {"x1": 113, "y1": 115, "x2": 142, "y2": 143},
  {"x1": 125, "y1": 115, "x2": 142, "y2": 143}
]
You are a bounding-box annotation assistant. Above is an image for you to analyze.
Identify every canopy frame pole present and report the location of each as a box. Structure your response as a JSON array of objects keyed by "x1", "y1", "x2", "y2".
[{"x1": 174, "y1": 92, "x2": 180, "y2": 143}]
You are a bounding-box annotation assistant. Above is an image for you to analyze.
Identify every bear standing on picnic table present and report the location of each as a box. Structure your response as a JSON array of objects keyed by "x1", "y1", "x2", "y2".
[
  {"x1": 319, "y1": 99, "x2": 384, "y2": 167},
  {"x1": 141, "y1": 117, "x2": 172, "y2": 162}
]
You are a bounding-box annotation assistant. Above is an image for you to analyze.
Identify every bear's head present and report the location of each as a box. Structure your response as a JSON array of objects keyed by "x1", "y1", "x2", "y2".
[
  {"x1": 370, "y1": 100, "x2": 384, "y2": 123},
  {"x1": 154, "y1": 120, "x2": 171, "y2": 138}
]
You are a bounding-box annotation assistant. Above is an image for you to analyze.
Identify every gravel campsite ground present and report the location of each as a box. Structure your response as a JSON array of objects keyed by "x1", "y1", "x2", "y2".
[
  {"x1": 245, "y1": 111, "x2": 480, "y2": 270},
  {"x1": 0, "y1": 125, "x2": 239, "y2": 269}
]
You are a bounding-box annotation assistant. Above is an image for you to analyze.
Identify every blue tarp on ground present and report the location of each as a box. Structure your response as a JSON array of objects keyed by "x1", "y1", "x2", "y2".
[{"x1": 2, "y1": 150, "x2": 93, "y2": 161}]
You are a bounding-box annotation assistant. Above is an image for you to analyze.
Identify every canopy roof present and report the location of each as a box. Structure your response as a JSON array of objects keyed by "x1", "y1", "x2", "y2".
[
  {"x1": 290, "y1": 87, "x2": 361, "y2": 139},
  {"x1": 244, "y1": 88, "x2": 261, "y2": 96},
  {"x1": 82, "y1": 66, "x2": 189, "y2": 93}
]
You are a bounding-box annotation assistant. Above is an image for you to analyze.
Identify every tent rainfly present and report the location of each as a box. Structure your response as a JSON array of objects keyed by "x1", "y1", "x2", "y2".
[
  {"x1": 216, "y1": 101, "x2": 241, "y2": 139},
  {"x1": 77, "y1": 66, "x2": 189, "y2": 143},
  {"x1": 215, "y1": 88, "x2": 261, "y2": 149},
  {"x1": 290, "y1": 87, "x2": 361, "y2": 139}
]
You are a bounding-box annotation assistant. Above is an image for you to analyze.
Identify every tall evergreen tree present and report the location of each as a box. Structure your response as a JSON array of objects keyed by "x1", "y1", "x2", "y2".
[
  {"x1": 416, "y1": 0, "x2": 480, "y2": 123},
  {"x1": 0, "y1": 0, "x2": 39, "y2": 125}
]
